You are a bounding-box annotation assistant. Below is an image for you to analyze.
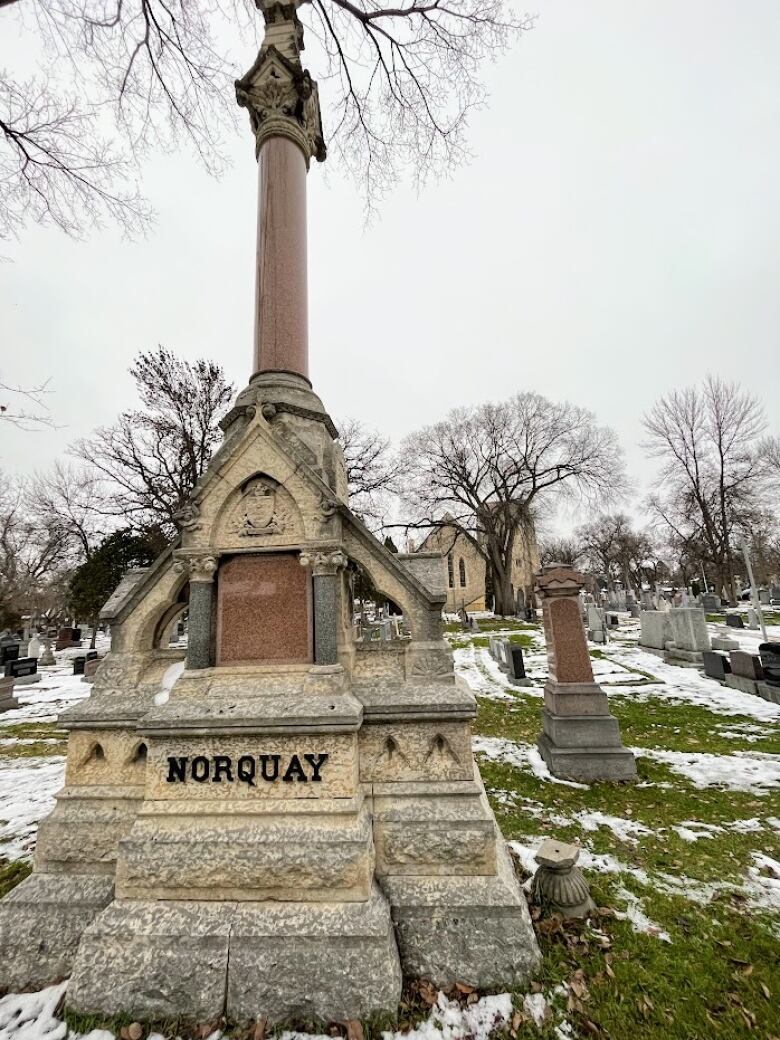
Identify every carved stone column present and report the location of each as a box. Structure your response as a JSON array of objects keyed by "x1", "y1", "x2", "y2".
[
  {"x1": 300, "y1": 549, "x2": 346, "y2": 665},
  {"x1": 173, "y1": 552, "x2": 219, "y2": 670},
  {"x1": 235, "y1": 0, "x2": 326, "y2": 381}
]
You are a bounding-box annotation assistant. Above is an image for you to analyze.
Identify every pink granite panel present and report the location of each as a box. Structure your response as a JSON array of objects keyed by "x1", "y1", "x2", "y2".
[
  {"x1": 217, "y1": 554, "x2": 311, "y2": 665},
  {"x1": 545, "y1": 597, "x2": 594, "y2": 684}
]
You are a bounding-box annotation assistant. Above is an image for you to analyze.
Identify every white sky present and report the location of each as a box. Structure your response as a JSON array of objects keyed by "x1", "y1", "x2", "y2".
[{"x1": 2, "y1": 0, "x2": 779, "y2": 533}]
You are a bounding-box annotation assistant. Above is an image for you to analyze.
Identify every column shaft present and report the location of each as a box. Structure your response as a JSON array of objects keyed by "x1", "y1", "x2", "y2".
[
  {"x1": 187, "y1": 581, "x2": 214, "y2": 670},
  {"x1": 312, "y1": 573, "x2": 338, "y2": 665},
  {"x1": 254, "y1": 137, "x2": 309, "y2": 378}
]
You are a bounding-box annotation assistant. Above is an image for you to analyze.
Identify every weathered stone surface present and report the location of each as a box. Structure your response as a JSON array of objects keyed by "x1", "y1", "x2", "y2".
[
  {"x1": 359, "y1": 721, "x2": 473, "y2": 783},
  {"x1": 541, "y1": 709, "x2": 623, "y2": 749},
  {"x1": 537, "y1": 733, "x2": 637, "y2": 782},
  {"x1": 0, "y1": 874, "x2": 114, "y2": 991},
  {"x1": 669, "y1": 608, "x2": 710, "y2": 652},
  {"x1": 702, "y1": 650, "x2": 731, "y2": 681},
  {"x1": 68, "y1": 900, "x2": 233, "y2": 1020},
  {"x1": 640, "y1": 610, "x2": 672, "y2": 650},
  {"x1": 355, "y1": 680, "x2": 475, "y2": 723},
  {"x1": 227, "y1": 885, "x2": 401, "y2": 1022},
  {"x1": 383, "y1": 840, "x2": 541, "y2": 988},
  {"x1": 35, "y1": 788, "x2": 143, "y2": 873},
  {"x1": 116, "y1": 805, "x2": 373, "y2": 900},
  {"x1": 730, "y1": 651, "x2": 764, "y2": 681}
]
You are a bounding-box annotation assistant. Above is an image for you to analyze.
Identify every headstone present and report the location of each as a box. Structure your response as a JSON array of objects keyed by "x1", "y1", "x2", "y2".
[
  {"x1": 711, "y1": 636, "x2": 740, "y2": 652},
  {"x1": 629, "y1": 603, "x2": 641, "y2": 619},
  {"x1": 640, "y1": 590, "x2": 653, "y2": 611},
  {"x1": 505, "y1": 644, "x2": 531, "y2": 686},
  {"x1": 758, "y1": 643, "x2": 780, "y2": 687},
  {"x1": 469, "y1": 617, "x2": 480, "y2": 632},
  {"x1": 666, "y1": 607, "x2": 710, "y2": 665},
  {"x1": 534, "y1": 565, "x2": 636, "y2": 782},
  {"x1": 639, "y1": 610, "x2": 672, "y2": 651},
  {"x1": 702, "y1": 651, "x2": 731, "y2": 681},
  {"x1": 39, "y1": 636, "x2": 56, "y2": 666},
  {"x1": 83, "y1": 658, "x2": 101, "y2": 683},
  {"x1": 701, "y1": 593, "x2": 721, "y2": 611},
  {"x1": 3, "y1": 657, "x2": 39, "y2": 685},
  {"x1": 0, "y1": 640, "x2": 20, "y2": 666},
  {"x1": 26, "y1": 635, "x2": 42, "y2": 659},
  {"x1": 759, "y1": 589, "x2": 770, "y2": 605},
  {"x1": 746, "y1": 607, "x2": 760, "y2": 631},
  {"x1": 729, "y1": 651, "x2": 764, "y2": 681},
  {"x1": 605, "y1": 612, "x2": 619, "y2": 629},
  {"x1": 73, "y1": 654, "x2": 96, "y2": 675},
  {"x1": 725, "y1": 613, "x2": 744, "y2": 629},
  {"x1": 587, "y1": 604, "x2": 607, "y2": 644},
  {"x1": 0, "y1": 676, "x2": 17, "y2": 713}
]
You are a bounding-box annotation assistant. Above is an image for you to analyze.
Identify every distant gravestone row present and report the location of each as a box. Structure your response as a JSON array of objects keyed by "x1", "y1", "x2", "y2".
[
  {"x1": 702, "y1": 643, "x2": 780, "y2": 704},
  {"x1": 487, "y1": 636, "x2": 531, "y2": 686}
]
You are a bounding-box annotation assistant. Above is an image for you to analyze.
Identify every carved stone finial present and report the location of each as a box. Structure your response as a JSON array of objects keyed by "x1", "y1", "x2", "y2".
[
  {"x1": 530, "y1": 838, "x2": 596, "y2": 919},
  {"x1": 235, "y1": 2, "x2": 326, "y2": 165}
]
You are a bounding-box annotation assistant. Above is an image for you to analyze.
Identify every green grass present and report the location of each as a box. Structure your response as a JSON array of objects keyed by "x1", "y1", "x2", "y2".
[
  {"x1": 0, "y1": 721, "x2": 67, "y2": 759},
  {"x1": 0, "y1": 858, "x2": 31, "y2": 898}
]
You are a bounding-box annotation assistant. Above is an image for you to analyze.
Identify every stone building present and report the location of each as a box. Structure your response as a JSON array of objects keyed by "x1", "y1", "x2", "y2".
[{"x1": 415, "y1": 514, "x2": 540, "y2": 614}]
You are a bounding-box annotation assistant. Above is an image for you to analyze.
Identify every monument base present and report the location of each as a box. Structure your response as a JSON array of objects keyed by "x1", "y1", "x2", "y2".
[
  {"x1": 537, "y1": 732, "x2": 637, "y2": 783},
  {"x1": 0, "y1": 873, "x2": 114, "y2": 990},
  {"x1": 382, "y1": 839, "x2": 541, "y2": 988},
  {"x1": 67, "y1": 885, "x2": 402, "y2": 1023},
  {"x1": 664, "y1": 645, "x2": 705, "y2": 667}
]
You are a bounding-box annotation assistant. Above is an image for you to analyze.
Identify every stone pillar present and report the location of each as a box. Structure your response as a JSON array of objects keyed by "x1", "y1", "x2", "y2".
[
  {"x1": 235, "y1": 0, "x2": 326, "y2": 380},
  {"x1": 300, "y1": 549, "x2": 346, "y2": 665},
  {"x1": 173, "y1": 553, "x2": 218, "y2": 670},
  {"x1": 535, "y1": 564, "x2": 636, "y2": 783}
]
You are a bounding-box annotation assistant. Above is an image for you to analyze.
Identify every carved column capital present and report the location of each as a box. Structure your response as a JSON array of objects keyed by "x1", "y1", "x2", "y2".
[
  {"x1": 235, "y1": 10, "x2": 326, "y2": 167},
  {"x1": 299, "y1": 548, "x2": 347, "y2": 577},
  {"x1": 173, "y1": 551, "x2": 219, "y2": 583}
]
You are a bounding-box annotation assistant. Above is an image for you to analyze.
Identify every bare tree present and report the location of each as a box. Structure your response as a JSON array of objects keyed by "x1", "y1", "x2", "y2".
[
  {"x1": 0, "y1": 474, "x2": 72, "y2": 629},
  {"x1": 72, "y1": 346, "x2": 234, "y2": 536},
  {"x1": 538, "y1": 536, "x2": 582, "y2": 569},
  {"x1": 2, "y1": 0, "x2": 533, "y2": 237},
  {"x1": 400, "y1": 393, "x2": 626, "y2": 616},
  {"x1": 33, "y1": 461, "x2": 109, "y2": 559},
  {"x1": 575, "y1": 512, "x2": 659, "y2": 591},
  {"x1": 338, "y1": 416, "x2": 400, "y2": 529},
  {"x1": 0, "y1": 377, "x2": 56, "y2": 430},
  {"x1": 643, "y1": 376, "x2": 771, "y2": 602}
]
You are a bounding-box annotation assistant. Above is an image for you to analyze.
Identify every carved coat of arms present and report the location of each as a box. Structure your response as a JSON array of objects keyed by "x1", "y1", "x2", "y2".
[{"x1": 230, "y1": 478, "x2": 288, "y2": 538}]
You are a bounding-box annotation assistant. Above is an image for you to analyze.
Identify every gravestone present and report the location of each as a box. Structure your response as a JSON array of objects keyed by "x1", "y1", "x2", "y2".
[
  {"x1": 535, "y1": 565, "x2": 636, "y2": 782},
  {"x1": 757, "y1": 643, "x2": 780, "y2": 686},
  {"x1": 0, "y1": 677, "x2": 17, "y2": 713},
  {"x1": 702, "y1": 651, "x2": 731, "y2": 681},
  {"x1": 701, "y1": 593, "x2": 721, "y2": 611},
  {"x1": 639, "y1": 610, "x2": 671, "y2": 651},
  {"x1": 730, "y1": 651, "x2": 764, "y2": 681},
  {"x1": 505, "y1": 644, "x2": 531, "y2": 687},
  {"x1": 712, "y1": 635, "x2": 740, "y2": 652},
  {"x1": 759, "y1": 589, "x2": 770, "y2": 605},
  {"x1": 26, "y1": 634, "x2": 41, "y2": 659},
  {"x1": 0, "y1": 641, "x2": 20, "y2": 666},
  {"x1": 746, "y1": 607, "x2": 760, "y2": 631},
  {"x1": 3, "y1": 657, "x2": 39, "y2": 685},
  {"x1": 73, "y1": 652, "x2": 98, "y2": 677},
  {"x1": 83, "y1": 658, "x2": 101, "y2": 683},
  {"x1": 39, "y1": 636, "x2": 56, "y2": 666},
  {"x1": 587, "y1": 603, "x2": 607, "y2": 644},
  {"x1": 725, "y1": 613, "x2": 744, "y2": 629},
  {"x1": 0, "y1": 3, "x2": 540, "y2": 1016},
  {"x1": 666, "y1": 607, "x2": 710, "y2": 665}
]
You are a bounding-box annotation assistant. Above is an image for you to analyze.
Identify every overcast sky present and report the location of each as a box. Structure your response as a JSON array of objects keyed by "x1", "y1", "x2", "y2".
[{"x1": 2, "y1": 0, "x2": 779, "y2": 533}]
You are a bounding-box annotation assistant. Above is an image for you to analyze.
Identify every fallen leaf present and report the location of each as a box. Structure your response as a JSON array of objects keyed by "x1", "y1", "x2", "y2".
[
  {"x1": 127, "y1": 1024, "x2": 143, "y2": 1040},
  {"x1": 454, "y1": 982, "x2": 475, "y2": 995},
  {"x1": 252, "y1": 1018, "x2": 267, "y2": 1040},
  {"x1": 346, "y1": 1020, "x2": 364, "y2": 1040}
]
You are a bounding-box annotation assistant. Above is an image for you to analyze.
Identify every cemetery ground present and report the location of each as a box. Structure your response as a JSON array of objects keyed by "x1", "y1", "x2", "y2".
[{"x1": 0, "y1": 623, "x2": 779, "y2": 1040}]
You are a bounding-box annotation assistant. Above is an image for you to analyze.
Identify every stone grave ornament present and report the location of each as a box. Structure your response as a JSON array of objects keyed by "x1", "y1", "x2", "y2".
[{"x1": 0, "y1": 1, "x2": 540, "y2": 1018}]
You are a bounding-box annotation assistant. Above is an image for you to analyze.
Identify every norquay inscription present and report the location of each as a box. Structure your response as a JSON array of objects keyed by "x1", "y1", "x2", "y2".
[{"x1": 166, "y1": 752, "x2": 328, "y2": 785}]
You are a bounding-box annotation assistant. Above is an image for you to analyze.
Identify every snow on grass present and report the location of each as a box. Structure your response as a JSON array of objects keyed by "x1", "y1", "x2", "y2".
[
  {"x1": 382, "y1": 993, "x2": 514, "y2": 1040},
  {"x1": 452, "y1": 646, "x2": 513, "y2": 700},
  {"x1": 632, "y1": 747, "x2": 780, "y2": 794},
  {"x1": 472, "y1": 735, "x2": 588, "y2": 789},
  {"x1": 613, "y1": 885, "x2": 672, "y2": 943},
  {"x1": 744, "y1": 854, "x2": 780, "y2": 912},
  {"x1": 0, "y1": 756, "x2": 65, "y2": 861},
  {"x1": 572, "y1": 810, "x2": 652, "y2": 844},
  {"x1": 0, "y1": 982, "x2": 69, "y2": 1040}
]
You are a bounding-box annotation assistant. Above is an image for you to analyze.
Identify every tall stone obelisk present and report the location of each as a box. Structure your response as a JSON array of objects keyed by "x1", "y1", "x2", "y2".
[{"x1": 236, "y1": 0, "x2": 326, "y2": 381}]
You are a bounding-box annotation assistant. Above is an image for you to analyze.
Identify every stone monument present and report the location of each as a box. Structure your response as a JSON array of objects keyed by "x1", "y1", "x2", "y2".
[
  {"x1": 0, "y1": 0, "x2": 540, "y2": 1020},
  {"x1": 535, "y1": 565, "x2": 636, "y2": 782}
]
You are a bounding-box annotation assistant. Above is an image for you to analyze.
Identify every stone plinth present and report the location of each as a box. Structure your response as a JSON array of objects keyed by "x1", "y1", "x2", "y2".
[
  {"x1": 640, "y1": 610, "x2": 672, "y2": 652},
  {"x1": 535, "y1": 566, "x2": 636, "y2": 783}
]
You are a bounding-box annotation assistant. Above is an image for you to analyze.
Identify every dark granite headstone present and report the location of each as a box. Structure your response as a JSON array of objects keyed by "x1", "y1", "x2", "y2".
[
  {"x1": 4, "y1": 657, "x2": 37, "y2": 679},
  {"x1": 702, "y1": 651, "x2": 731, "y2": 681},
  {"x1": 606, "y1": 613, "x2": 619, "y2": 628},
  {"x1": 0, "y1": 642, "x2": 20, "y2": 665},
  {"x1": 73, "y1": 656, "x2": 86, "y2": 676},
  {"x1": 725, "y1": 613, "x2": 744, "y2": 629},
  {"x1": 506, "y1": 644, "x2": 527, "y2": 682},
  {"x1": 730, "y1": 651, "x2": 764, "y2": 681},
  {"x1": 758, "y1": 643, "x2": 780, "y2": 687}
]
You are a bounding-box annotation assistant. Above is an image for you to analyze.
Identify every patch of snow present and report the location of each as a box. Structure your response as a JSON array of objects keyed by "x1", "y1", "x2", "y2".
[
  {"x1": 613, "y1": 885, "x2": 672, "y2": 943},
  {"x1": 378, "y1": 993, "x2": 513, "y2": 1040},
  {"x1": 0, "y1": 756, "x2": 65, "y2": 860},
  {"x1": 522, "y1": 992, "x2": 549, "y2": 1028},
  {"x1": 0, "y1": 982, "x2": 68, "y2": 1040},
  {"x1": 572, "y1": 811, "x2": 652, "y2": 844},
  {"x1": 472, "y1": 735, "x2": 589, "y2": 789},
  {"x1": 453, "y1": 645, "x2": 513, "y2": 700},
  {"x1": 744, "y1": 854, "x2": 780, "y2": 912},
  {"x1": 154, "y1": 659, "x2": 185, "y2": 706},
  {"x1": 632, "y1": 747, "x2": 780, "y2": 794},
  {"x1": 671, "y1": 820, "x2": 723, "y2": 843}
]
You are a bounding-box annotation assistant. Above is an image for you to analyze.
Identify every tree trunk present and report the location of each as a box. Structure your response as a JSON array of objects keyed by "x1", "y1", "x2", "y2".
[
  {"x1": 90, "y1": 615, "x2": 98, "y2": 650},
  {"x1": 493, "y1": 569, "x2": 514, "y2": 617}
]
